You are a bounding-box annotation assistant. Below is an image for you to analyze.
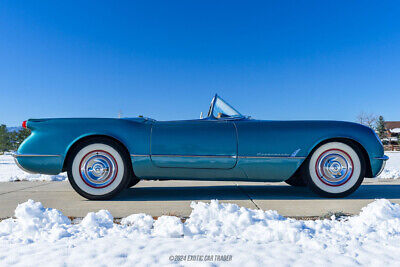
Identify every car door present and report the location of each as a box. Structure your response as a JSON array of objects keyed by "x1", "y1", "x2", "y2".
[
  {"x1": 150, "y1": 119, "x2": 237, "y2": 169},
  {"x1": 234, "y1": 119, "x2": 306, "y2": 181}
]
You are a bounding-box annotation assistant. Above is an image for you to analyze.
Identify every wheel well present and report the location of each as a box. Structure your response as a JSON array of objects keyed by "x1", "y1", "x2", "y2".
[
  {"x1": 62, "y1": 135, "x2": 134, "y2": 175},
  {"x1": 300, "y1": 137, "x2": 372, "y2": 178}
]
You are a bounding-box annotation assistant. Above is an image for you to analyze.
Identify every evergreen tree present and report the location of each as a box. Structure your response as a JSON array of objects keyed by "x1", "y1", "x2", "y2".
[
  {"x1": 0, "y1": 124, "x2": 10, "y2": 152},
  {"x1": 397, "y1": 131, "x2": 400, "y2": 146},
  {"x1": 8, "y1": 131, "x2": 18, "y2": 151},
  {"x1": 0, "y1": 125, "x2": 31, "y2": 152},
  {"x1": 376, "y1": 116, "x2": 387, "y2": 139},
  {"x1": 14, "y1": 128, "x2": 31, "y2": 149}
]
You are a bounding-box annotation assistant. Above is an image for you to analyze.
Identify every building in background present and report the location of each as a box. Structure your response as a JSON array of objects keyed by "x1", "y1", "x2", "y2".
[{"x1": 383, "y1": 121, "x2": 400, "y2": 150}]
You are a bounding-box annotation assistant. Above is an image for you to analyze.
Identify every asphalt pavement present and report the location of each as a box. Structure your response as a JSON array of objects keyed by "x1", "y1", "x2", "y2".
[{"x1": 1, "y1": 179, "x2": 400, "y2": 218}]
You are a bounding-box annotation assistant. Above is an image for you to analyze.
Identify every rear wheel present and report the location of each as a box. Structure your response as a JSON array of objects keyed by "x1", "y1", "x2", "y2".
[
  {"x1": 67, "y1": 137, "x2": 131, "y2": 200},
  {"x1": 303, "y1": 141, "x2": 365, "y2": 198}
]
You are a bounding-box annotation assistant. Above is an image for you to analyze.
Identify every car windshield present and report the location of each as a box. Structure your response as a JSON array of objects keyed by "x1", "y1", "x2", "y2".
[{"x1": 208, "y1": 95, "x2": 242, "y2": 119}]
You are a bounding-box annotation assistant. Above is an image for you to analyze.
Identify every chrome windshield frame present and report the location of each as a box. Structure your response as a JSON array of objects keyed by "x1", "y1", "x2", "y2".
[
  {"x1": 207, "y1": 94, "x2": 244, "y2": 120},
  {"x1": 207, "y1": 95, "x2": 217, "y2": 118}
]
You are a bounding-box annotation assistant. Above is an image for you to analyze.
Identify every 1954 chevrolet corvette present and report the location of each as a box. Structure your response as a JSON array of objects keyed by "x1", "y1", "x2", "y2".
[{"x1": 13, "y1": 95, "x2": 388, "y2": 200}]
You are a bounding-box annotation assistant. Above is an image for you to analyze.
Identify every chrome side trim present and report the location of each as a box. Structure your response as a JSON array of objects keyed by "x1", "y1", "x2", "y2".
[
  {"x1": 151, "y1": 154, "x2": 237, "y2": 158},
  {"x1": 12, "y1": 153, "x2": 61, "y2": 158},
  {"x1": 239, "y1": 156, "x2": 306, "y2": 159},
  {"x1": 374, "y1": 155, "x2": 389, "y2": 161},
  {"x1": 131, "y1": 154, "x2": 305, "y2": 159}
]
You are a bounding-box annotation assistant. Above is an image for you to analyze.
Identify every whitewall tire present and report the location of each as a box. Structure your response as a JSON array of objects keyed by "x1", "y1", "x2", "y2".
[
  {"x1": 67, "y1": 138, "x2": 131, "y2": 200},
  {"x1": 304, "y1": 141, "x2": 365, "y2": 198}
]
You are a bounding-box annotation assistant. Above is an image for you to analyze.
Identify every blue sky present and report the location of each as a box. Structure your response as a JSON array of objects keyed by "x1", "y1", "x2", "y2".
[{"x1": 1, "y1": 1, "x2": 400, "y2": 126}]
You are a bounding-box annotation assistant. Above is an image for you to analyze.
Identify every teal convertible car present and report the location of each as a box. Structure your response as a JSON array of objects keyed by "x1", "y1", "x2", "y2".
[{"x1": 14, "y1": 95, "x2": 388, "y2": 199}]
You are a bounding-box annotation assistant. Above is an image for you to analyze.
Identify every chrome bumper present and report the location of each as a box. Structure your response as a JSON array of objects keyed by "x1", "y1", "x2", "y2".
[
  {"x1": 11, "y1": 153, "x2": 37, "y2": 174},
  {"x1": 11, "y1": 153, "x2": 62, "y2": 175},
  {"x1": 374, "y1": 155, "x2": 389, "y2": 177},
  {"x1": 374, "y1": 155, "x2": 389, "y2": 161},
  {"x1": 12, "y1": 153, "x2": 61, "y2": 158}
]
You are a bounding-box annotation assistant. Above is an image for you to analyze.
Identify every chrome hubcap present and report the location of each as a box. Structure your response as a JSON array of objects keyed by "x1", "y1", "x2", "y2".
[
  {"x1": 79, "y1": 150, "x2": 118, "y2": 188},
  {"x1": 316, "y1": 149, "x2": 353, "y2": 186}
]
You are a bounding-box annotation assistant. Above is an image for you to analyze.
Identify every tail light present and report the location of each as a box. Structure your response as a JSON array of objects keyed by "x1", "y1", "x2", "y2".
[{"x1": 22, "y1": 120, "x2": 27, "y2": 129}]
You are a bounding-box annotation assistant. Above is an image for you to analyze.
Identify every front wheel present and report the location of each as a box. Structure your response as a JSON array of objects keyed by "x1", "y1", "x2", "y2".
[
  {"x1": 303, "y1": 141, "x2": 365, "y2": 198},
  {"x1": 67, "y1": 138, "x2": 131, "y2": 200}
]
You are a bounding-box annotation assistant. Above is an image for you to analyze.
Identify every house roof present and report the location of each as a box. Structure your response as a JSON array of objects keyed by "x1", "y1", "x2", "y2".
[{"x1": 385, "y1": 121, "x2": 400, "y2": 130}]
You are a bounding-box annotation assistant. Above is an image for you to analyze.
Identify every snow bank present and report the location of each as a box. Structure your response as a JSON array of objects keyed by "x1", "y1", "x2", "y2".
[
  {"x1": 2, "y1": 199, "x2": 400, "y2": 266},
  {"x1": 0, "y1": 155, "x2": 67, "y2": 182},
  {"x1": 120, "y1": 213, "x2": 154, "y2": 233},
  {"x1": 153, "y1": 216, "x2": 184, "y2": 238},
  {"x1": 1, "y1": 199, "x2": 72, "y2": 242}
]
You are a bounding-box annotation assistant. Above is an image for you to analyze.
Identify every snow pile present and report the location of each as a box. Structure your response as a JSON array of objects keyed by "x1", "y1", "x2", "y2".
[
  {"x1": 0, "y1": 200, "x2": 71, "y2": 243},
  {"x1": 153, "y1": 216, "x2": 184, "y2": 238},
  {"x1": 0, "y1": 155, "x2": 67, "y2": 182},
  {"x1": 2, "y1": 200, "x2": 400, "y2": 265},
  {"x1": 80, "y1": 210, "x2": 114, "y2": 229},
  {"x1": 187, "y1": 200, "x2": 400, "y2": 245},
  {"x1": 184, "y1": 201, "x2": 304, "y2": 242},
  {"x1": 378, "y1": 151, "x2": 400, "y2": 179},
  {"x1": 120, "y1": 213, "x2": 154, "y2": 233}
]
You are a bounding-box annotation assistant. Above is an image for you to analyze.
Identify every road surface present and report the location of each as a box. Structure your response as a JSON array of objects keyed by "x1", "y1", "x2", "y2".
[{"x1": 1, "y1": 179, "x2": 400, "y2": 218}]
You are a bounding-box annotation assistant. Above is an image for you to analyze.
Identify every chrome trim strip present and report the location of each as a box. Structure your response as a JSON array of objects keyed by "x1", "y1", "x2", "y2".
[
  {"x1": 239, "y1": 156, "x2": 306, "y2": 159},
  {"x1": 131, "y1": 154, "x2": 305, "y2": 159},
  {"x1": 374, "y1": 155, "x2": 389, "y2": 161},
  {"x1": 12, "y1": 153, "x2": 61, "y2": 158},
  {"x1": 151, "y1": 154, "x2": 237, "y2": 158}
]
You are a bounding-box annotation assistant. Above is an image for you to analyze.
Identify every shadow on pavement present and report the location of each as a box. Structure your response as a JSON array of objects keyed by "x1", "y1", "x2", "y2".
[
  {"x1": 115, "y1": 185, "x2": 249, "y2": 201},
  {"x1": 114, "y1": 184, "x2": 400, "y2": 201}
]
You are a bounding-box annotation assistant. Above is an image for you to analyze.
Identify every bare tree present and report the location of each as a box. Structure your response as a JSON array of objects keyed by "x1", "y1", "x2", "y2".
[{"x1": 356, "y1": 112, "x2": 377, "y2": 129}]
